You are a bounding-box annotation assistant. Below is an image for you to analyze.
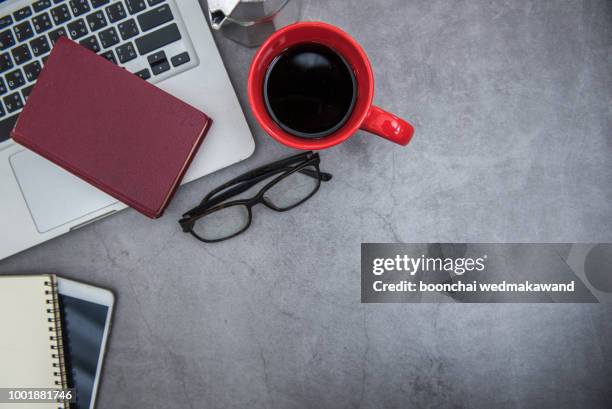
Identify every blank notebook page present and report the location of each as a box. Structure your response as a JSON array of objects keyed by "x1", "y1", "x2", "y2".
[{"x1": 0, "y1": 275, "x2": 69, "y2": 409}]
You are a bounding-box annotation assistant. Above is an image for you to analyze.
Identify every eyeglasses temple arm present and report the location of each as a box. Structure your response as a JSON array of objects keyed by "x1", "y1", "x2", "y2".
[
  {"x1": 204, "y1": 171, "x2": 279, "y2": 207},
  {"x1": 182, "y1": 167, "x2": 331, "y2": 219},
  {"x1": 200, "y1": 152, "x2": 315, "y2": 205},
  {"x1": 299, "y1": 169, "x2": 332, "y2": 181},
  {"x1": 209, "y1": 167, "x2": 331, "y2": 206},
  {"x1": 182, "y1": 170, "x2": 284, "y2": 217}
]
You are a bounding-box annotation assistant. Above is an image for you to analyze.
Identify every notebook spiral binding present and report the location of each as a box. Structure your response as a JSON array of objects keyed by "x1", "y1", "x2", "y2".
[{"x1": 44, "y1": 276, "x2": 70, "y2": 409}]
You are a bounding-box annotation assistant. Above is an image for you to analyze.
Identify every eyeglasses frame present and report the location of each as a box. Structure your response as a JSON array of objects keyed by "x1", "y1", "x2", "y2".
[{"x1": 179, "y1": 151, "x2": 332, "y2": 243}]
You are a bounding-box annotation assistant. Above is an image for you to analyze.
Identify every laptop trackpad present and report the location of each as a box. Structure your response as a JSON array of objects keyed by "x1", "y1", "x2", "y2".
[{"x1": 10, "y1": 150, "x2": 118, "y2": 233}]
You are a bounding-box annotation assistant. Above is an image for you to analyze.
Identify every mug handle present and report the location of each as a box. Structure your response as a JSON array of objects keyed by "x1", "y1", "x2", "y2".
[{"x1": 361, "y1": 106, "x2": 414, "y2": 146}]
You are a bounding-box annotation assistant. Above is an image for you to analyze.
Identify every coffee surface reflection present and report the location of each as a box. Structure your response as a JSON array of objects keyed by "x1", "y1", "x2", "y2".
[{"x1": 264, "y1": 43, "x2": 357, "y2": 139}]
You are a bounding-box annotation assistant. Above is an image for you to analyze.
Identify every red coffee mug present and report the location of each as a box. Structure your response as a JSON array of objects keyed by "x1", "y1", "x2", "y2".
[{"x1": 248, "y1": 22, "x2": 415, "y2": 150}]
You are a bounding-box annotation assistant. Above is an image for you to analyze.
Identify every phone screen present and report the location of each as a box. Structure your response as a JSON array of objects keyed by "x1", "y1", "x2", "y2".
[{"x1": 59, "y1": 294, "x2": 110, "y2": 409}]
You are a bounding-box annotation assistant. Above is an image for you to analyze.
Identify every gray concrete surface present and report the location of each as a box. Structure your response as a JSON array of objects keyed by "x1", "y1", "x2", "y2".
[{"x1": 2, "y1": 0, "x2": 612, "y2": 408}]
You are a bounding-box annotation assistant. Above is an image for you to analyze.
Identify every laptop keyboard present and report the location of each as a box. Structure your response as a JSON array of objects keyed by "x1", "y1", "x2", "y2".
[{"x1": 0, "y1": 0, "x2": 197, "y2": 145}]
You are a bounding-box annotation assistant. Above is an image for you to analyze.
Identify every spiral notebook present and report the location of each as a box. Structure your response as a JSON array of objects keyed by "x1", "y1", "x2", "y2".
[{"x1": 0, "y1": 275, "x2": 70, "y2": 409}]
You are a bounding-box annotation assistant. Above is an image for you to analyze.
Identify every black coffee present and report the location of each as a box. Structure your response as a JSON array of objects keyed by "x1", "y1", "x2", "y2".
[{"x1": 264, "y1": 43, "x2": 357, "y2": 139}]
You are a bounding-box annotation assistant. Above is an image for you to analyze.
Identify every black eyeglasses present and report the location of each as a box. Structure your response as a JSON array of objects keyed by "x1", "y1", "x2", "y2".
[{"x1": 179, "y1": 151, "x2": 332, "y2": 242}]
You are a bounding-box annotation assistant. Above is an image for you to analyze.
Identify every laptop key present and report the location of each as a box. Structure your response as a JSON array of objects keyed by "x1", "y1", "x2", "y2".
[
  {"x1": 14, "y1": 21, "x2": 34, "y2": 42},
  {"x1": 0, "y1": 29, "x2": 15, "y2": 50},
  {"x1": 22, "y1": 84, "x2": 35, "y2": 100},
  {"x1": 79, "y1": 35, "x2": 100, "y2": 52},
  {"x1": 105, "y1": 2, "x2": 127, "y2": 23},
  {"x1": 115, "y1": 42, "x2": 136, "y2": 63},
  {"x1": 0, "y1": 52, "x2": 13, "y2": 73},
  {"x1": 138, "y1": 4, "x2": 173, "y2": 32},
  {"x1": 13, "y1": 7, "x2": 33, "y2": 22},
  {"x1": 4, "y1": 92, "x2": 23, "y2": 113},
  {"x1": 0, "y1": 114, "x2": 17, "y2": 141},
  {"x1": 32, "y1": 13, "x2": 53, "y2": 34},
  {"x1": 30, "y1": 36, "x2": 51, "y2": 56},
  {"x1": 118, "y1": 18, "x2": 139, "y2": 40},
  {"x1": 33, "y1": 1, "x2": 53, "y2": 12},
  {"x1": 150, "y1": 59, "x2": 169, "y2": 75},
  {"x1": 67, "y1": 19, "x2": 88, "y2": 39},
  {"x1": 11, "y1": 44, "x2": 32, "y2": 65},
  {"x1": 0, "y1": 77, "x2": 7, "y2": 95},
  {"x1": 170, "y1": 51, "x2": 189, "y2": 67},
  {"x1": 147, "y1": 50, "x2": 164, "y2": 64},
  {"x1": 147, "y1": 50, "x2": 169, "y2": 75},
  {"x1": 91, "y1": 0, "x2": 111, "y2": 7},
  {"x1": 86, "y1": 10, "x2": 107, "y2": 31},
  {"x1": 147, "y1": 0, "x2": 165, "y2": 6},
  {"x1": 6, "y1": 69, "x2": 25, "y2": 90},
  {"x1": 0, "y1": 16, "x2": 13, "y2": 30},
  {"x1": 49, "y1": 27, "x2": 68, "y2": 44},
  {"x1": 98, "y1": 27, "x2": 119, "y2": 48},
  {"x1": 135, "y1": 23, "x2": 180, "y2": 55},
  {"x1": 100, "y1": 49, "x2": 117, "y2": 64},
  {"x1": 135, "y1": 68, "x2": 150, "y2": 80},
  {"x1": 125, "y1": 0, "x2": 146, "y2": 15},
  {"x1": 69, "y1": 0, "x2": 91, "y2": 17},
  {"x1": 51, "y1": 4, "x2": 71, "y2": 25},
  {"x1": 23, "y1": 61, "x2": 42, "y2": 81}
]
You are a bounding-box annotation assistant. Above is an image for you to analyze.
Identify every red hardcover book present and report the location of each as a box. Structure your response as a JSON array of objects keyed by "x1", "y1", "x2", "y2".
[{"x1": 11, "y1": 37, "x2": 212, "y2": 218}]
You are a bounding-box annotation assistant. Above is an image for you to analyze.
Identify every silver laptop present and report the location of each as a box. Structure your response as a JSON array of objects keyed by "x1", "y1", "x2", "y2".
[{"x1": 0, "y1": 0, "x2": 255, "y2": 260}]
